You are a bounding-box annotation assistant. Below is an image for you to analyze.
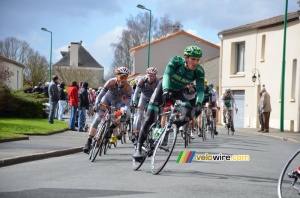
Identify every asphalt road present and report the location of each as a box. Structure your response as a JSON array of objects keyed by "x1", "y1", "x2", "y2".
[{"x1": 0, "y1": 128, "x2": 299, "y2": 198}]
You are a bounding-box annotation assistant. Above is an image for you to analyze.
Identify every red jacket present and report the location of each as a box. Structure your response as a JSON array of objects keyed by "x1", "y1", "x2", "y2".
[{"x1": 68, "y1": 86, "x2": 78, "y2": 107}]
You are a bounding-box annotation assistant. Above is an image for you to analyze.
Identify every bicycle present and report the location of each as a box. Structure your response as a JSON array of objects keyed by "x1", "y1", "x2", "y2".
[
  {"x1": 206, "y1": 106, "x2": 215, "y2": 139},
  {"x1": 197, "y1": 106, "x2": 207, "y2": 141},
  {"x1": 181, "y1": 121, "x2": 192, "y2": 148},
  {"x1": 278, "y1": 149, "x2": 300, "y2": 197},
  {"x1": 89, "y1": 104, "x2": 116, "y2": 162},
  {"x1": 118, "y1": 111, "x2": 128, "y2": 144},
  {"x1": 132, "y1": 99, "x2": 192, "y2": 175},
  {"x1": 225, "y1": 108, "x2": 236, "y2": 135}
]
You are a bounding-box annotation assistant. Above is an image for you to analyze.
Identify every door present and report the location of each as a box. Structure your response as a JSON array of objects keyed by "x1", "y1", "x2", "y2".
[{"x1": 233, "y1": 90, "x2": 245, "y2": 128}]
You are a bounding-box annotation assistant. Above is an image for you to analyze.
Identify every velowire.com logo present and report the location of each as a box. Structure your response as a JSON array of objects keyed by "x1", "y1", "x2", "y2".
[{"x1": 176, "y1": 151, "x2": 250, "y2": 163}]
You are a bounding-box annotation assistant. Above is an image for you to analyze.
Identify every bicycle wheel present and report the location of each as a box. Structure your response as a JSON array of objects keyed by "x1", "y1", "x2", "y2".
[
  {"x1": 151, "y1": 124, "x2": 177, "y2": 175},
  {"x1": 103, "y1": 138, "x2": 109, "y2": 155},
  {"x1": 201, "y1": 116, "x2": 206, "y2": 141},
  {"x1": 132, "y1": 124, "x2": 154, "y2": 171},
  {"x1": 210, "y1": 115, "x2": 214, "y2": 139},
  {"x1": 278, "y1": 149, "x2": 300, "y2": 198},
  {"x1": 184, "y1": 123, "x2": 189, "y2": 148},
  {"x1": 122, "y1": 131, "x2": 126, "y2": 144},
  {"x1": 89, "y1": 121, "x2": 107, "y2": 162}
]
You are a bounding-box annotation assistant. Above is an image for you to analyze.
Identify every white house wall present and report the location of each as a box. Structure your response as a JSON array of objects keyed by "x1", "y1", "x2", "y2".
[
  {"x1": 221, "y1": 19, "x2": 300, "y2": 131},
  {"x1": 133, "y1": 34, "x2": 220, "y2": 76},
  {"x1": 4, "y1": 61, "x2": 24, "y2": 90}
]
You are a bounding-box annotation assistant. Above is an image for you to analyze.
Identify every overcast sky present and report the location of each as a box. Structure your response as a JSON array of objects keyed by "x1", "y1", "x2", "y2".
[{"x1": 1, "y1": 0, "x2": 299, "y2": 74}]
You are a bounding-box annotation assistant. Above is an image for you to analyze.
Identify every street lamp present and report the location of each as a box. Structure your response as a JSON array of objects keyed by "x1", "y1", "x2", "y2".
[
  {"x1": 41, "y1": 27, "x2": 53, "y2": 82},
  {"x1": 137, "y1": 4, "x2": 151, "y2": 68},
  {"x1": 252, "y1": 68, "x2": 260, "y2": 83}
]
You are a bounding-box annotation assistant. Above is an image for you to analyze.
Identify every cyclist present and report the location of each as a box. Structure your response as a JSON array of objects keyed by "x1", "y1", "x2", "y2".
[
  {"x1": 206, "y1": 83, "x2": 218, "y2": 135},
  {"x1": 222, "y1": 88, "x2": 238, "y2": 132},
  {"x1": 132, "y1": 67, "x2": 160, "y2": 144},
  {"x1": 180, "y1": 82, "x2": 197, "y2": 139},
  {"x1": 133, "y1": 46, "x2": 205, "y2": 160},
  {"x1": 83, "y1": 67, "x2": 132, "y2": 153},
  {"x1": 197, "y1": 80, "x2": 218, "y2": 136},
  {"x1": 210, "y1": 84, "x2": 220, "y2": 125}
]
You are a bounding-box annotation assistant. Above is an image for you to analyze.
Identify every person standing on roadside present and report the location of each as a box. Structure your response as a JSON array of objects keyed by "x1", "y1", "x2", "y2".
[
  {"x1": 68, "y1": 81, "x2": 79, "y2": 130},
  {"x1": 57, "y1": 82, "x2": 66, "y2": 121},
  {"x1": 259, "y1": 86, "x2": 271, "y2": 133},
  {"x1": 48, "y1": 75, "x2": 59, "y2": 124},
  {"x1": 78, "y1": 82, "x2": 89, "y2": 132}
]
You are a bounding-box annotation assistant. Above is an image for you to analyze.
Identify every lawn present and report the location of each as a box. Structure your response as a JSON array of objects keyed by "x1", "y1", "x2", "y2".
[{"x1": 0, "y1": 118, "x2": 68, "y2": 139}]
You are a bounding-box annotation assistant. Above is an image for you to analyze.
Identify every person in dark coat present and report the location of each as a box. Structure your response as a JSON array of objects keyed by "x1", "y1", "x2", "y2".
[
  {"x1": 78, "y1": 82, "x2": 89, "y2": 132},
  {"x1": 48, "y1": 75, "x2": 59, "y2": 124}
]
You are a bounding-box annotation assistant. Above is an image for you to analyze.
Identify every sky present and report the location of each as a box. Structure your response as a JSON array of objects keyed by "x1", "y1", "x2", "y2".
[{"x1": 1, "y1": 0, "x2": 299, "y2": 75}]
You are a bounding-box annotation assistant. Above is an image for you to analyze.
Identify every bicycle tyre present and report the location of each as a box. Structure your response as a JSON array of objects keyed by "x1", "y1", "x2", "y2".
[
  {"x1": 210, "y1": 115, "x2": 214, "y2": 139},
  {"x1": 278, "y1": 149, "x2": 300, "y2": 198},
  {"x1": 132, "y1": 124, "x2": 154, "y2": 171},
  {"x1": 89, "y1": 121, "x2": 107, "y2": 162},
  {"x1": 201, "y1": 116, "x2": 206, "y2": 141},
  {"x1": 151, "y1": 124, "x2": 177, "y2": 175},
  {"x1": 184, "y1": 123, "x2": 189, "y2": 148}
]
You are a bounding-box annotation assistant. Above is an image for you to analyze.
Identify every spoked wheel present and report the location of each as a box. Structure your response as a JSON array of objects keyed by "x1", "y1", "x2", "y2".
[
  {"x1": 89, "y1": 122, "x2": 106, "y2": 162},
  {"x1": 184, "y1": 124, "x2": 189, "y2": 148},
  {"x1": 132, "y1": 125, "x2": 154, "y2": 171},
  {"x1": 151, "y1": 124, "x2": 177, "y2": 175},
  {"x1": 210, "y1": 116, "x2": 214, "y2": 139},
  {"x1": 122, "y1": 132, "x2": 126, "y2": 144},
  {"x1": 89, "y1": 138, "x2": 102, "y2": 162},
  {"x1": 201, "y1": 118, "x2": 206, "y2": 141},
  {"x1": 278, "y1": 149, "x2": 300, "y2": 198},
  {"x1": 103, "y1": 137, "x2": 110, "y2": 154}
]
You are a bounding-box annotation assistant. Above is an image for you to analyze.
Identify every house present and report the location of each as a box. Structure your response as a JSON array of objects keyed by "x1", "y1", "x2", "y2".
[
  {"x1": 218, "y1": 10, "x2": 300, "y2": 131},
  {"x1": 129, "y1": 30, "x2": 220, "y2": 84},
  {"x1": 0, "y1": 55, "x2": 25, "y2": 90},
  {"x1": 53, "y1": 42, "x2": 104, "y2": 88}
]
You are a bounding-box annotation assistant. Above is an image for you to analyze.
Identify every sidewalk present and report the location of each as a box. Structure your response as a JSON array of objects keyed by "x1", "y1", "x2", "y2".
[
  {"x1": 0, "y1": 130, "x2": 87, "y2": 167},
  {"x1": 0, "y1": 124, "x2": 299, "y2": 167}
]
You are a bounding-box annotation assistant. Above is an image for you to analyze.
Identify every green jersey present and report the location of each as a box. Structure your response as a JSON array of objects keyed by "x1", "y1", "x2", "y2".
[{"x1": 162, "y1": 56, "x2": 205, "y2": 104}]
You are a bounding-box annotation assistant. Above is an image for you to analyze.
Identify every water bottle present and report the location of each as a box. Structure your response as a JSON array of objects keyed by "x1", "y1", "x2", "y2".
[{"x1": 152, "y1": 126, "x2": 163, "y2": 140}]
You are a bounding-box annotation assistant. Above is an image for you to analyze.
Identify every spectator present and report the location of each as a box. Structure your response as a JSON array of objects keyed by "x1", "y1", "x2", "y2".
[
  {"x1": 33, "y1": 82, "x2": 43, "y2": 93},
  {"x1": 48, "y1": 75, "x2": 59, "y2": 124},
  {"x1": 57, "y1": 82, "x2": 66, "y2": 121},
  {"x1": 68, "y1": 81, "x2": 79, "y2": 130},
  {"x1": 78, "y1": 82, "x2": 89, "y2": 132},
  {"x1": 259, "y1": 86, "x2": 271, "y2": 133},
  {"x1": 44, "y1": 82, "x2": 50, "y2": 98},
  {"x1": 24, "y1": 84, "x2": 33, "y2": 93}
]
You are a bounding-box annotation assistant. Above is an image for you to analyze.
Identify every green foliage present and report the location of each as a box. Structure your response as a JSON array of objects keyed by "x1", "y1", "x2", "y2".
[{"x1": 0, "y1": 82, "x2": 48, "y2": 118}]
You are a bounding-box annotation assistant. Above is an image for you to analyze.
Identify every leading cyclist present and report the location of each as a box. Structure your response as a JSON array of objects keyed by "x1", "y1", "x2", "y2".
[
  {"x1": 133, "y1": 46, "x2": 205, "y2": 160},
  {"x1": 83, "y1": 67, "x2": 132, "y2": 153}
]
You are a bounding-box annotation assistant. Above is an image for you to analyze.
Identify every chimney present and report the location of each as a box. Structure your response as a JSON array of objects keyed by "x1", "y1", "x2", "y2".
[
  {"x1": 70, "y1": 42, "x2": 79, "y2": 67},
  {"x1": 172, "y1": 25, "x2": 180, "y2": 33}
]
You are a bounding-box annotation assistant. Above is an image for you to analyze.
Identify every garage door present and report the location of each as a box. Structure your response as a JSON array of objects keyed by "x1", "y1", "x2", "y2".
[{"x1": 233, "y1": 90, "x2": 245, "y2": 128}]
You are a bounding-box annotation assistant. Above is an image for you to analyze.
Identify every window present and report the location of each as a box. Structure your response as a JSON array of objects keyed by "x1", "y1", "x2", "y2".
[
  {"x1": 235, "y1": 42, "x2": 245, "y2": 74},
  {"x1": 261, "y1": 35, "x2": 266, "y2": 61},
  {"x1": 291, "y1": 59, "x2": 297, "y2": 100}
]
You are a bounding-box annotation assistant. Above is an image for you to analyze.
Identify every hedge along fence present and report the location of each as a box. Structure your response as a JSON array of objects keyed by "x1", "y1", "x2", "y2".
[{"x1": 0, "y1": 83, "x2": 48, "y2": 118}]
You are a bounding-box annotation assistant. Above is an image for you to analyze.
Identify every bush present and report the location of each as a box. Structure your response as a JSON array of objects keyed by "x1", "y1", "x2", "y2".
[{"x1": 0, "y1": 82, "x2": 48, "y2": 118}]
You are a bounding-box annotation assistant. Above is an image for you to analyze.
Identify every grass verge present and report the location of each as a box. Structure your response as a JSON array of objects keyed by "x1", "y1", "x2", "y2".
[{"x1": 0, "y1": 118, "x2": 68, "y2": 139}]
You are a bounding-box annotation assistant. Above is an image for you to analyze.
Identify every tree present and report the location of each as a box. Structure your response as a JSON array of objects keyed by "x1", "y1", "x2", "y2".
[
  {"x1": 109, "y1": 13, "x2": 183, "y2": 75},
  {"x1": 0, "y1": 59, "x2": 14, "y2": 84},
  {"x1": 0, "y1": 37, "x2": 49, "y2": 86},
  {"x1": 24, "y1": 51, "x2": 48, "y2": 86},
  {"x1": 0, "y1": 37, "x2": 33, "y2": 64}
]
